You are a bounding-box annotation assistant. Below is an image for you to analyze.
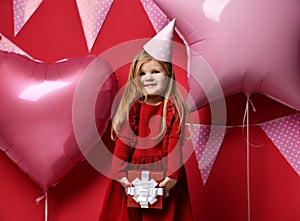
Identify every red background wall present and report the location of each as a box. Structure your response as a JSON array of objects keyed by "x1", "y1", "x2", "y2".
[{"x1": 0, "y1": 0, "x2": 299, "y2": 220}]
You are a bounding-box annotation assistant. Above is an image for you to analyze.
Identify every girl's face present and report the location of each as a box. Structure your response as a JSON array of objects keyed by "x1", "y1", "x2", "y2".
[{"x1": 139, "y1": 59, "x2": 168, "y2": 98}]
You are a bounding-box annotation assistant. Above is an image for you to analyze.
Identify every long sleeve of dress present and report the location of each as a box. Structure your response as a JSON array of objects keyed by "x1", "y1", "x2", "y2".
[
  {"x1": 112, "y1": 138, "x2": 132, "y2": 180},
  {"x1": 111, "y1": 102, "x2": 139, "y2": 180}
]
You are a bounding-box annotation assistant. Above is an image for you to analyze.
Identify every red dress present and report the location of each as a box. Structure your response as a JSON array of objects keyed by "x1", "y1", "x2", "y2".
[{"x1": 99, "y1": 100, "x2": 193, "y2": 221}]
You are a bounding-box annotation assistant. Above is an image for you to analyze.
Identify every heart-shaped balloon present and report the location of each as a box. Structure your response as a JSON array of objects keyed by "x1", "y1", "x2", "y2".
[{"x1": 0, "y1": 50, "x2": 117, "y2": 191}]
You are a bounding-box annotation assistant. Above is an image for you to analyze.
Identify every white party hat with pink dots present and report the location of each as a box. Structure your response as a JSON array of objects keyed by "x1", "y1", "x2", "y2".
[{"x1": 143, "y1": 18, "x2": 176, "y2": 62}]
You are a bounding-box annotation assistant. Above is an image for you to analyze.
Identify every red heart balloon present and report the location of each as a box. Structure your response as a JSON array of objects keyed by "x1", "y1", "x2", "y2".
[{"x1": 0, "y1": 50, "x2": 117, "y2": 191}]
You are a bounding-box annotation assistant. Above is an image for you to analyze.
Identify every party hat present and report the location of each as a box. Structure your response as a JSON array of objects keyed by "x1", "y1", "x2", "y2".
[{"x1": 143, "y1": 18, "x2": 176, "y2": 62}]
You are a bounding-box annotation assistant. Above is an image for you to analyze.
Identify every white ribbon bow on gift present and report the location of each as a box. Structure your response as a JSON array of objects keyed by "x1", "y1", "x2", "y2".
[{"x1": 127, "y1": 170, "x2": 164, "y2": 208}]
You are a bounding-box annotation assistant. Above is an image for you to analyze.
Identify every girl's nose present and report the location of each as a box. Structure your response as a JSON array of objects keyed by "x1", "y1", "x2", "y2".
[{"x1": 144, "y1": 73, "x2": 154, "y2": 81}]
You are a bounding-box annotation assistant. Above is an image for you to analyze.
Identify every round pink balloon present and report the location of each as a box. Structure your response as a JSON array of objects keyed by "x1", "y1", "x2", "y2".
[
  {"x1": 153, "y1": 0, "x2": 300, "y2": 111},
  {"x1": 0, "y1": 50, "x2": 117, "y2": 191}
]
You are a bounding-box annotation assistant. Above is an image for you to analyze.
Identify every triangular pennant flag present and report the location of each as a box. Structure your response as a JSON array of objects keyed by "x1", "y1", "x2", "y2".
[
  {"x1": 261, "y1": 114, "x2": 300, "y2": 176},
  {"x1": 140, "y1": 0, "x2": 169, "y2": 33},
  {"x1": 189, "y1": 124, "x2": 227, "y2": 185},
  {"x1": 13, "y1": 0, "x2": 43, "y2": 36},
  {"x1": 76, "y1": 0, "x2": 114, "y2": 52},
  {"x1": 0, "y1": 34, "x2": 32, "y2": 59}
]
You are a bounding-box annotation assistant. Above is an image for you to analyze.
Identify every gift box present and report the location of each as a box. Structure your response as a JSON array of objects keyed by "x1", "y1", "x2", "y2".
[{"x1": 127, "y1": 170, "x2": 164, "y2": 209}]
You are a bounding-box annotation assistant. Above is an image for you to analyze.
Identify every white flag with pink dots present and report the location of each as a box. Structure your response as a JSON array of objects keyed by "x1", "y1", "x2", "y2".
[
  {"x1": 13, "y1": 0, "x2": 43, "y2": 36},
  {"x1": 0, "y1": 34, "x2": 32, "y2": 58},
  {"x1": 261, "y1": 114, "x2": 300, "y2": 176},
  {"x1": 140, "y1": 0, "x2": 169, "y2": 33},
  {"x1": 76, "y1": 0, "x2": 114, "y2": 52},
  {"x1": 190, "y1": 124, "x2": 227, "y2": 185}
]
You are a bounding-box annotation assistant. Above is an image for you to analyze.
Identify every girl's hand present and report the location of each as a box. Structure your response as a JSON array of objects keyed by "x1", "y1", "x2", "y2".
[
  {"x1": 159, "y1": 177, "x2": 177, "y2": 197},
  {"x1": 117, "y1": 177, "x2": 132, "y2": 192}
]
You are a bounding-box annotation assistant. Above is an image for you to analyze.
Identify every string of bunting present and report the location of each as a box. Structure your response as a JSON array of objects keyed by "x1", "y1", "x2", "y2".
[
  {"x1": 188, "y1": 113, "x2": 300, "y2": 185},
  {"x1": 12, "y1": 0, "x2": 114, "y2": 52}
]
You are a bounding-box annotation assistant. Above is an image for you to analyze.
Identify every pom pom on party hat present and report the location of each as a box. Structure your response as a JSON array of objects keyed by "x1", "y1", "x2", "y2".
[{"x1": 143, "y1": 18, "x2": 176, "y2": 63}]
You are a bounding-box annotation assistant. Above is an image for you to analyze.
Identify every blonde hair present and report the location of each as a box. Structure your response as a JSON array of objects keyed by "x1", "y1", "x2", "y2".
[{"x1": 111, "y1": 50, "x2": 192, "y2": 140}]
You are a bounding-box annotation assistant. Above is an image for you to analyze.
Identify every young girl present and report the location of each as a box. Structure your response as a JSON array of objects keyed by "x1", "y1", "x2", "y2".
[{"x1": 99, "y1": 20, "x2": 193, "y2": 221}]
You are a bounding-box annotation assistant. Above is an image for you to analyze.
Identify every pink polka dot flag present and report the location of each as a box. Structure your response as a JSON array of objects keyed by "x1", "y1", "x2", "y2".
[
  {"x1": 0, "y1": 34, "x2": 31, "y2": 58},
  {"x1": 190, "y1": 124, "x2": 227, "y2": 185},
  {"x1": 261, "y1": 114, "x2": 300, "y2": 176},
  {"x1": 13, "y1": 0, "x2": 43, "y2": 36},
  {"x1": 76, "y1": 0, "x2": 114, "y2": 52},
  {"x1": 140, "y1": 0, "x2": 169, "y2": 33}
]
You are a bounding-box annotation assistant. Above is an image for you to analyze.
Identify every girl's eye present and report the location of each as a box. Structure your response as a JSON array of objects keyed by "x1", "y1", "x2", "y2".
[
  {"x1": 153, "y1": 70, "x2": 160, "y2": 74},
  {"x1": 140, "y1": 72, "x2": 145, "y2": 76}
]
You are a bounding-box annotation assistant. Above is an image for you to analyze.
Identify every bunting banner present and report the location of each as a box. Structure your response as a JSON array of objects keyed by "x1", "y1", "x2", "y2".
[
  {"x1": 188, "y1": 114, "x2": 300, "y2": 185},
  {"x1": 11, "y1": 0, "x2": 114, "y2": 53},
  {"x1": 76, "y1": 0, "x2": 114, "y2": 52},
  {"x1": 13, "y1": 0, "x2": 43, "y2": 36}
]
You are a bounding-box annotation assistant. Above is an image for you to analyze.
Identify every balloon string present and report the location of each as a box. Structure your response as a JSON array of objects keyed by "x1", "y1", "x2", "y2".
[
  {"x1": 36, "y1": 192, "x2": 48, "y2": 221},
  {"x1": 241, "y1": 97, "x2": 263, "y2": 149},
  {"x1": 247, "y1": 97, "x2": 256, "y2": 112},
  {"x1": 45, "y1": 192, "x2": 48, "y2": 221},
  {"x1": 245, "y1": 99, "x2": 251, "y2": 221}
]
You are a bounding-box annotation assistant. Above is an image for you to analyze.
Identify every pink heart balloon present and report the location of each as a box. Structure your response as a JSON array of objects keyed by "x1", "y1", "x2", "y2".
[
  {"x1": 153, "y1": 0, "x2": 300, "y2": 111},
  {"x1": 0, "y1": 50, "x2": 117, "y2": 191}
]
